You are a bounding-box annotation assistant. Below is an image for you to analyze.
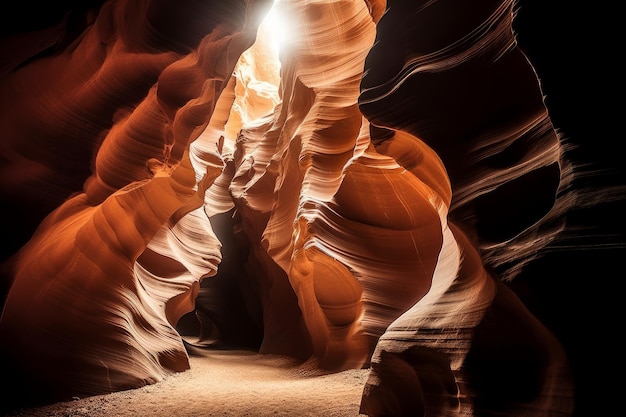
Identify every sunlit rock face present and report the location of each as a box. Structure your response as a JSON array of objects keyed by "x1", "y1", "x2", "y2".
[
  {"x1": 221, "y1": 0, "x2": 443, "y2": 370},
  {"x1": 0, "y1": 0, "x2": 274, "y2": 405},
  {"x1": 0, "y1": 0, "x2": 604, "y2": 415}
]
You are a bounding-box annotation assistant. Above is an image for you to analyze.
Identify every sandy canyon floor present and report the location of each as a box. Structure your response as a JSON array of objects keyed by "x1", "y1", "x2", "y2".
[{"x1": 2, "y1": 346, "x2": 370, "y2": 417}]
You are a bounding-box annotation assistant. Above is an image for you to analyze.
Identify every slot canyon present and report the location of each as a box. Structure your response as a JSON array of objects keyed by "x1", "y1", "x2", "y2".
[{"x1": 0, "y1": 0, "x2": 622, "y2": 416}]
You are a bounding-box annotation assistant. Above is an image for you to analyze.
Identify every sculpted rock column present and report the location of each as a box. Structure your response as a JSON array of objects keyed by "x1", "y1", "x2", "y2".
[
  {"x1": 0, "y1": 0, "x2": 273, "y2": 406},
  {"x1": 226, "y1": 0, "x2": 449, "y2": 371},
  {"x1": 358, "y1": 0, "x2": 575, "y2": 415}
]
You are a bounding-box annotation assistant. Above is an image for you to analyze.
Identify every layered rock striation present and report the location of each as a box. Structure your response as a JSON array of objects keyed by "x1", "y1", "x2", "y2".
[{"x1": 1, "y1": 0, "x2": 594, "y2": 415}]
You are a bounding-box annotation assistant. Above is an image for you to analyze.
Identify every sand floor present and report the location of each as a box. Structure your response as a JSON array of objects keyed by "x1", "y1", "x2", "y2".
[{"x1": 2, "y1": 346, "x2": 370, "y2": 417}]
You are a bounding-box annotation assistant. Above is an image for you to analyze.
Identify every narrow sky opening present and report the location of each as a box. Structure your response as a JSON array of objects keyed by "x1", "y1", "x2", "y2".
[{"x1": 260, "y1": 0, "x2": 289, "y2": 56}]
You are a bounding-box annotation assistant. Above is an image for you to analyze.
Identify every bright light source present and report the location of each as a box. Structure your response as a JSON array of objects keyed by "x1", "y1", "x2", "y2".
[{"x1": 260, "y1": 0, "x2": 289, "y2": 55}]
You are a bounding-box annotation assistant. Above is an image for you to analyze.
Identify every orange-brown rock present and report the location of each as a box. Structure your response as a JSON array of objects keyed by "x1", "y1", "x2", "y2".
[{"x1": 3, "y1": 1, "x2": 617, "y2": 416}]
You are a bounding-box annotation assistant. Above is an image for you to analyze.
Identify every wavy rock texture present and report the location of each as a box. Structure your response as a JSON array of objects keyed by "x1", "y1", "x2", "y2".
[
  {"x1": 1, "y1": 0, "x2": 619, "y2": 415},
  {"x1": 0, "y1": 0, "x2": 274, "y2": 405},
  {"x1": 356, "y1": 1, "x2": 577, "y2": 416}
]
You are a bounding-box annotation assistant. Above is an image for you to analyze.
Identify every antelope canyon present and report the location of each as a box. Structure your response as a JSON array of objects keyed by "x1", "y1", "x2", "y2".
[{"x1": 0, "y1": 0, "x2": 622, "y2": 416}]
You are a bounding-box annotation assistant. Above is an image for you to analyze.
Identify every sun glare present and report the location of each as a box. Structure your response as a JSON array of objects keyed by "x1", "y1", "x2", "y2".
[{"x1": 260, "y1": 1, "x2": 290, "y2": 55}]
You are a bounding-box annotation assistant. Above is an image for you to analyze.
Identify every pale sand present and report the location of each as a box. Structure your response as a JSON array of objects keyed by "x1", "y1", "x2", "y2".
[{"x1": 4, "y1": 347, "x2": 370, "y2": 417}]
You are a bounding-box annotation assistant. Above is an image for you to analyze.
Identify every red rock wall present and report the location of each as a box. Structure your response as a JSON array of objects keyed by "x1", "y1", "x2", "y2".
[{"x1": 1, "y1": 0, "x2": 603, "y2": 415}]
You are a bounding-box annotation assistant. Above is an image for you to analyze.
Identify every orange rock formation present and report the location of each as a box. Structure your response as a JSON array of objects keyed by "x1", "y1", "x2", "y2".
[{"x1": 1, "y1": 0, "x2": 599, "y2": 415}]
